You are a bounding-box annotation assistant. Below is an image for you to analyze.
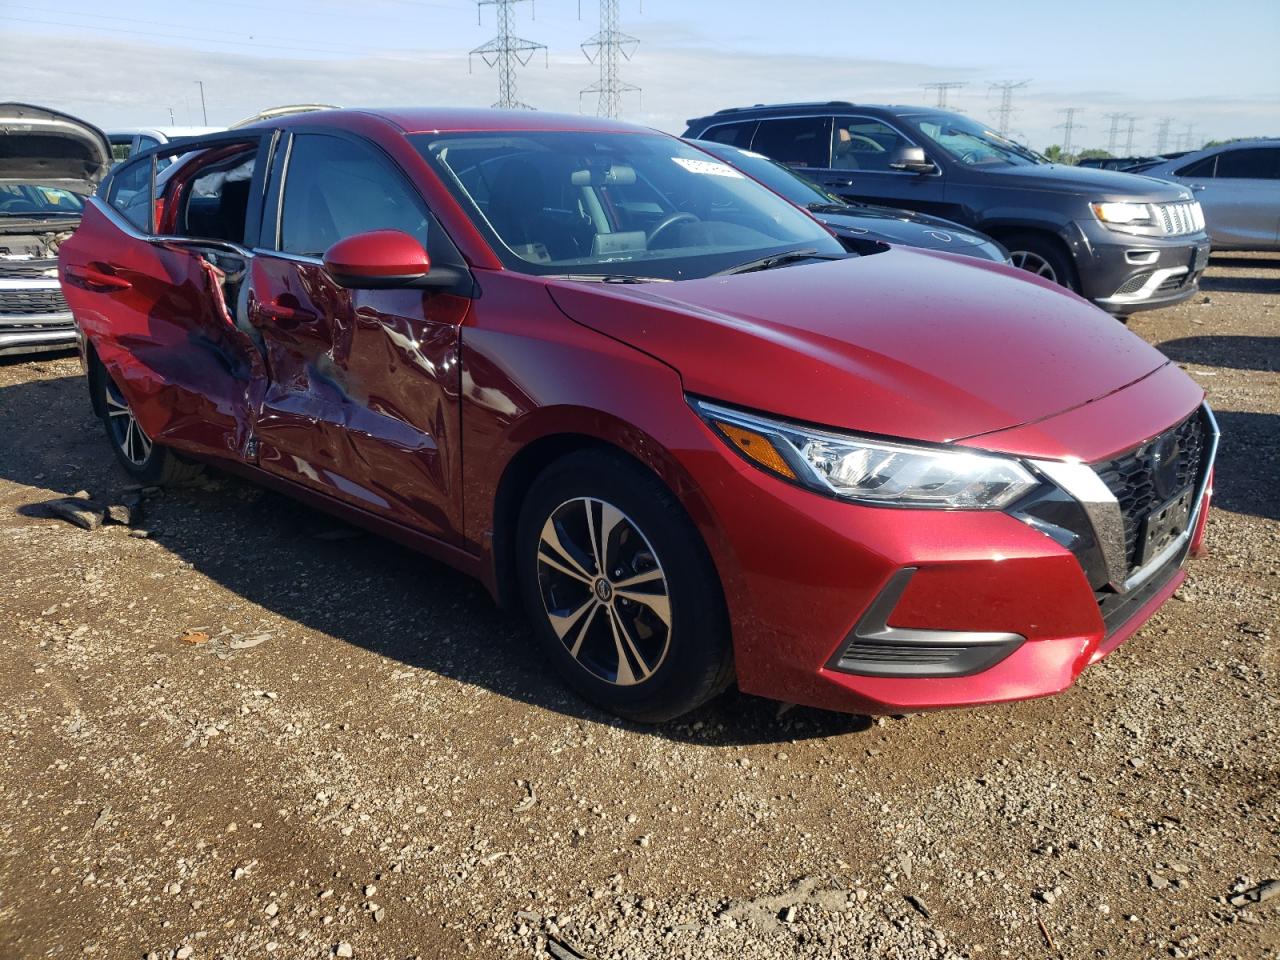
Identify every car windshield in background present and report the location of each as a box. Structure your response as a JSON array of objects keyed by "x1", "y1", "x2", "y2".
[
  {"x1": 911, "y1": 115, "x2": 1047, "y2": 167},
  {"x1": 0, "y1": 184, "x2": 85, "y2": 216},
  {"x1": 414, "y1": 131, "x2": 845, "y2": 280},
  {"x1": 693, "y1": 141, "x2": 843, "y2": 209}
]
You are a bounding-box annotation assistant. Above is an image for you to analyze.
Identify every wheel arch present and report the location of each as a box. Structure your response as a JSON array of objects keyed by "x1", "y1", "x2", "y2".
[
  {"x1": 486, "y1": 409, "x2": 731, "y2": 612},
  {"x1": 980, "y1": 222, "x2": 1082, "y2": 289}
]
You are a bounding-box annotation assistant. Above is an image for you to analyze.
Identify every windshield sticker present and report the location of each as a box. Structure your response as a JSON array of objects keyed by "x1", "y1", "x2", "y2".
[{"x1": 672, "y1": 157, "x2": 743, "y2": 178}]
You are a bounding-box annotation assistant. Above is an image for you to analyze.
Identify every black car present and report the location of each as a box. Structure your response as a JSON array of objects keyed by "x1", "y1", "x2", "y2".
[
  {"x1": 689, "y1": 139, "x2": 1008, "y2": 263},
  {"x1": 683, "y1": 103, "x2": 1212, "y2": 315}
]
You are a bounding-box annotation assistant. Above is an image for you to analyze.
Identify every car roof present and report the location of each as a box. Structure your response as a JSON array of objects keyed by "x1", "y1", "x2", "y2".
[{"x1": 263, "y1": 107, "x2": 648, "y2": 136}]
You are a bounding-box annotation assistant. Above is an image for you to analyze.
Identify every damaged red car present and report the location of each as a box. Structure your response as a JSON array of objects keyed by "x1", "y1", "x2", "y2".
[{"x1": 59, "y1": 109, "x2": 1218, "y2": 721}]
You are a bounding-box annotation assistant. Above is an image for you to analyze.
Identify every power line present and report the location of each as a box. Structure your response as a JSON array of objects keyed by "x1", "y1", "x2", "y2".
[
  {"x1": 1178, "y1": 122, "x2": 1199, "y2": 152},
  {"x1": 1154, "y1": 116, "x2": 1174, "y2": 154},
  {"x1": 988, "y1": 80, "x2": 1029, "y2": 136},
  {"x1": 1054, "y1": 107, "x2": 1083, "y2": 158},
  {"x1": 580, "y1": 0, "x2": 640, "y2": 118},
  {"x1": 922, "y1": 82, "x2": 966, "y2": 110},
  {"x1": 469, "y1": 0, "x2": 547, "y2": 110}
]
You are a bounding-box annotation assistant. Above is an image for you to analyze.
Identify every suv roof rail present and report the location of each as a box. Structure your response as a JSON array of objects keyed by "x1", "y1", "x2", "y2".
[{"x1": 707, "y1": 100, "x2": 858, "y2": 117}]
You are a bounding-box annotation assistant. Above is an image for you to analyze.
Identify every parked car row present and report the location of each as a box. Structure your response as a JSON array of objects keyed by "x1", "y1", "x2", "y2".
[
  {"x1": 683, "y1": 102, "x2": 1216, "y2": 315},
  {"x1": 37, "y1": 103, "x2": 1225, "y2": 724}
]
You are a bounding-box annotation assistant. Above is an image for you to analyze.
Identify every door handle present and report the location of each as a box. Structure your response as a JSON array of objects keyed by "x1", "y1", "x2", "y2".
[
  {"x1": 256, "y1": 301, "x2": 317, "y2": 327},
  {"x1": 66, "y1": 264, "x2": 131, "y2": 292}
]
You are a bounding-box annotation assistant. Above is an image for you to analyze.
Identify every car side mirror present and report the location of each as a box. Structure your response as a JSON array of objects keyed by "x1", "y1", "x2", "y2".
[
  {"x1": 889, "y1": 146, "x2": 935, "y2": 174},
  {"x1": 322, "y1": 229, "x2": 434, "y2": 289}
]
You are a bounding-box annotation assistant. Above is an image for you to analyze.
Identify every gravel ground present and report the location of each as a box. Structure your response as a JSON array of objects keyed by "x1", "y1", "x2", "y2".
[{"x1": 0, "y1": 254, "x2": 1276, "y2": 960}]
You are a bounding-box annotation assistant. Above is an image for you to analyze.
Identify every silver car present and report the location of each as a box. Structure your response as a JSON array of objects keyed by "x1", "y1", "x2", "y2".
[
  {"x1": 1139, "y1": 139, "x2": 1280, "y2": 251},
  {"x1": 1, "y1": 103, "x2": 111, "y2": 355}
]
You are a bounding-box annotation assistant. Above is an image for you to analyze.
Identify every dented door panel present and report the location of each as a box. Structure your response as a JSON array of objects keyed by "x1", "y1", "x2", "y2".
[
  {"x1": 60, "y1": 201, "x2": 266, "y2": 461},
  {"x1": 249, "y1": 255, "x2": 464, "y2": 543}
]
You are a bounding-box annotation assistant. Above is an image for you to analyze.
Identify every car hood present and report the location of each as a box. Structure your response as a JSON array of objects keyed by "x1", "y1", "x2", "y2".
[
  {"x1": 816, "y1": 205, "x2": 995, "y2": 251},
  {"x1": 975, "y1": 162, "x2": 1194, "y2": 201},
  {"x1": 0, "y1": 103, "x2": 111, "y2": 193},
  {"x1": 546, "y1": 248, "x2": 1173, "y2": 444}
]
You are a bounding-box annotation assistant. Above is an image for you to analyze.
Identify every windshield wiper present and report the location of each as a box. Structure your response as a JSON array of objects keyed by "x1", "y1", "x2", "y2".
[
  {"x1": 713, "y1": 249, "x2": 844, "y2": 277},
  {"x1": 806, "y1": 202, "x2": 855, "y2": 214},
  {"x1": 545, "y1": 273, "x2": 669, "y2": 284}
]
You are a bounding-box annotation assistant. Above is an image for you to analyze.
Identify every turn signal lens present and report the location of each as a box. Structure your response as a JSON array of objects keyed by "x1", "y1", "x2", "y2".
[{"x1": 713, "y1": 421, "x2": 797, "y2": 479}]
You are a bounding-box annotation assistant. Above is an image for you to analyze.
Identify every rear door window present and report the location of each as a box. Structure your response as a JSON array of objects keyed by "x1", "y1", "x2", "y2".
[
  {"x1": 750, "y1": 117, "x2": 832, "y2": 169},
  {"x1": 1175, "y1": 155, "x2": 1217, "y2": 178},
  {"x1": 1214, "y1": 147, "x2": 1280, "y2": 179},
  {"x1": 179, "y1": 146, "x2": 259, "y2": 245},
  {"x1": 700, "y1": 121, "x2": 758, "y2": 148}
]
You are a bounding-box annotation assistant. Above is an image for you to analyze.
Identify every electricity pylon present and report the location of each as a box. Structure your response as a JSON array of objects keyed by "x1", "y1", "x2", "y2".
[
  {"x1": 580, "y1": 0, "x2": 640, "y2": 118},
  {"x1": 470, "y1": 0, "x2": 547, "y2": 110}
]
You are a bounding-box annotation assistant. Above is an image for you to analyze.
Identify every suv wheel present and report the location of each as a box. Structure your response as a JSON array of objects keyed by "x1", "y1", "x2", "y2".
[
  {"x1": 517, "y1": 449, "x2": 734, "y2": 722},
  {"x1": 1004, "y1": 233, "x2": 1078, "y2": 291},
  {"x1": 90, "y1": 355, "x2": 204, "y2": 485}
]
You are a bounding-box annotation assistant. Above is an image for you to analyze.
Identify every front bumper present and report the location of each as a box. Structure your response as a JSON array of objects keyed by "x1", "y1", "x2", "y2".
[
  {"x1": 1072, "y1": 219, "x2": 1211, "y2": 314},
  {"x1": 683, "y1": 389, "x2": 1216, "y2": 715},
  {"x1": 0, "y1": 315, "x2": 78, "y2": 355},
  {"x1": 0, "y1": 278, "x2": 77, "y2": 355}
]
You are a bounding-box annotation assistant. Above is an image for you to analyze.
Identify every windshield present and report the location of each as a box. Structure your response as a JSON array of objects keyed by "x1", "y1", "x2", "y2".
[
  {"x1": 413, "y1": 131, "x2": 844, "y2": 280},
  {"x1": 0, "y1": 183, "x2": 85, "y2": 216},
  {"x1": 910, "y1": 115, "x2": 1047, "y2": 167},
  {"x1": 690, "y1": 141, "x2": 843, "y2": 208}
]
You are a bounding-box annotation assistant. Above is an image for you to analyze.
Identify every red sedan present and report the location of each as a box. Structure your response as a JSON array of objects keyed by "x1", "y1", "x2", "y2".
[{"x1": 58, "y1": 108, "x2": 1217, "y2": 721}]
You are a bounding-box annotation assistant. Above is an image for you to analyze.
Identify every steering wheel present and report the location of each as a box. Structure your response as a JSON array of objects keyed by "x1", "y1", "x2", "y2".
[
  {"x1": 957, "y1": 150, "x2": 980, "y2": 165},
  {"x1": 647, "y1": 211, "x2": 699, "y2": 247}
]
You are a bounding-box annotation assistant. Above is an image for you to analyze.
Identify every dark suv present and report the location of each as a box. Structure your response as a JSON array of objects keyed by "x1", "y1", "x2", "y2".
[{"x1": 684, "y1": 103, "x2": 1212, "y2": 316}]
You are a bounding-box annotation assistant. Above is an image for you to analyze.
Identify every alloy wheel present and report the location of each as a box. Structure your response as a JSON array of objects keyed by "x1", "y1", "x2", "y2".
[
  {"x1": 102, "y1": 375, "x2": 152, "y2": 466},
  {"x1": 1008, "y1": 250, "x2": 1059, "y2": 283},
  {"x1": 535, "y1": 496, "x2": 672, "y2": 686}
]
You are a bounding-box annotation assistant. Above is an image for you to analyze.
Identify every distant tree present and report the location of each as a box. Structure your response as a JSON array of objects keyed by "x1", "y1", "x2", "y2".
[
  {"x1": 1077, "y1": 148, "x2": 1113, "y2": 160},
  {"x1": 1043, "y1": 144, "x2": 1064, "y2": 162}
]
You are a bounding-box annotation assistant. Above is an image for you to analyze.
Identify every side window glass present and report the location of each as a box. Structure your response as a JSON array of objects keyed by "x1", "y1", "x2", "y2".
[
  {"x1": 137, "y1": 136, "x2": 160, "y2": 152},
  {"x1": 1175, "y1": 155, "x2": 1216, "y2": 178},
  {"x1": 1215, "y1": 148, "x2": 1279, "y2": 180},
  {"x1": 179, "y1": 146, "x2": 259, "y2": 244},
  {"x1": 109, "y1": 137, "x2": 134, "y2": 162},
  {"x1": 833, "y1": 118, "x2": 914, "y2": 172},
  {"x1": 702, "y1": 121, "x2": 757, "y2": 148},
  {"x1": 106, "y1": 157, "x2": 153, "y2": 231},
  {"x1": 750, "y1": 117, "x2": 832, "y2": 169},
  {"x1": 280, "y1": 134, "x2": 431, "y2": 258}
]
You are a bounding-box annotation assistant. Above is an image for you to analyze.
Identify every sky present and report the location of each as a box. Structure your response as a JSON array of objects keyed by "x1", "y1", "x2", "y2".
[{"x1": 2, "y1": 0, "x2": 1277, "y2": 154}]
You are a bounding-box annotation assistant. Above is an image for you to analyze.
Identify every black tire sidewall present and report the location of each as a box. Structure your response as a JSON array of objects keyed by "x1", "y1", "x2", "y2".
[{"x1": 516, "y1": 450, "x2": 732, "y2": 722}]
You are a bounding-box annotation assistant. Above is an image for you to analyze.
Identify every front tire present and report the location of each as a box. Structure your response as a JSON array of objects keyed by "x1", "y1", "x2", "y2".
[
  {"x1": 1004, "y1": 232, "x2": 1079, "y2": 292},
  {"x1": 89, "y1": 355, "x2": 203, "y2": 485},
  {"x1": 516, "y1": 449, "x2": 733, "y2": 722}
]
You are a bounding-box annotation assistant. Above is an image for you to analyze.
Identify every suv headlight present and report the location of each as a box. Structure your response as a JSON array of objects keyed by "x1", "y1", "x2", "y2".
[
  {"x1": 692, "y1": 399, "x2": 1039, "y2": 509},
  {"x1": 1091, "y1": 201, "x2": 1161, "y2": 236}
]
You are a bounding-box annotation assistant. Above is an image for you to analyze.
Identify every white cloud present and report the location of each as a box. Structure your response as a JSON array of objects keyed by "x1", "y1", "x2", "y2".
[{"x1": 1, "y1": 29, "x2": 1274, "y2": 153}]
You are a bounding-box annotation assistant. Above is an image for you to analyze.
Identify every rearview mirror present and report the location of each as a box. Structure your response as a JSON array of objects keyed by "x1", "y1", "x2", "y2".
[
  {"x1": 889, "y1": 146, "x2": 935, "y2": 174},
  {"x1": 322, "y1": 229, "x2": 431, "y2": 289}
]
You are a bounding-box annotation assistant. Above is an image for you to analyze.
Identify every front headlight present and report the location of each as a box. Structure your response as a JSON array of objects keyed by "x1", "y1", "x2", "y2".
[
  {"x1": 692, "y1": 399, "x2": 1039, "y2": 509},
  {"x1": 1091, "y1": 200, "x2": 1161, "y2": 236}
]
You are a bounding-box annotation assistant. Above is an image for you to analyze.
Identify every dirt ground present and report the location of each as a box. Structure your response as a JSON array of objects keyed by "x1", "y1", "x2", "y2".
[{"x1": 1, "y1": 254, "x2": 1277, "y2": 960}]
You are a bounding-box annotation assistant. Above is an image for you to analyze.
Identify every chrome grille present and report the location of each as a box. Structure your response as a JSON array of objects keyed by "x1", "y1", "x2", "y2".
[
  {"x1": 1153, "y1": 200, "x2": 1202, "y2": 237},
  {"x1": 0, "y1": 287, "x2": 69, "y2": 316},
  {"x1": 0, "y1": 259, "x2": 59, "y2": 280},
  {"x1": 1092, "y1": 410, "x2": 1209, "y2": 574}
]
